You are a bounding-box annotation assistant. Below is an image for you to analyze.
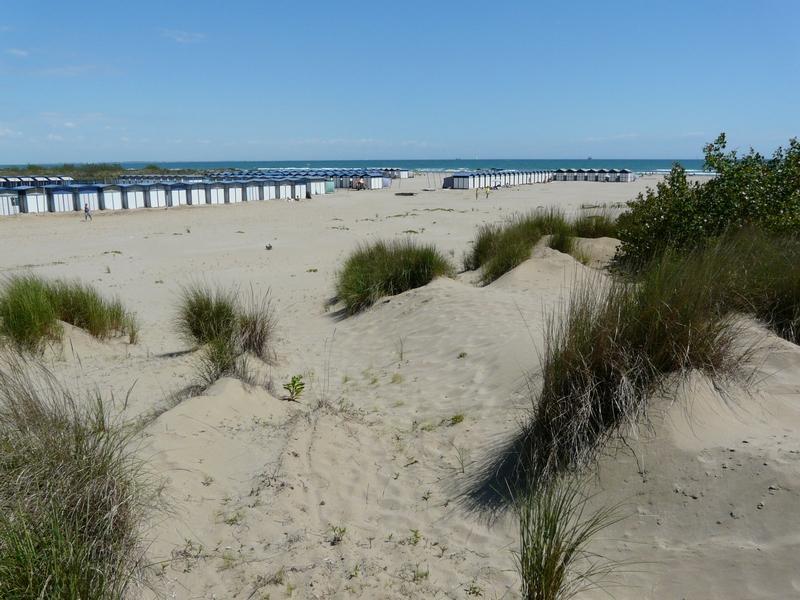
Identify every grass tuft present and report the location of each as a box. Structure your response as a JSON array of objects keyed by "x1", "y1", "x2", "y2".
[
  {"x1": 572, "y1": 213, "x2": 618, "y2": 239},
  {"x1": 0, "y1": 354, "x2": 152, "y2": 598},
  {"x1": 518, "y1": 248, "x2": 745, "y2": 486},
  {"x1": 335, "y1": 239, "x2": 454, "y2": 314},
  {"x1": 465, "y1": 209, "x2": 574, "y2": 284},
  {"x1": 515, "y1": 477, "x2": 621, "y2": 600},
  {"x1": 0, "y1": 275, "x2": 137, "y2": 351}
]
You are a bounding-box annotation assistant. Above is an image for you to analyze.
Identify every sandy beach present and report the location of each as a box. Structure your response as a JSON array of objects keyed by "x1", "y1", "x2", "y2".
[{"x1": 1, "y1": 175, "x2": 798, "y2": 599}]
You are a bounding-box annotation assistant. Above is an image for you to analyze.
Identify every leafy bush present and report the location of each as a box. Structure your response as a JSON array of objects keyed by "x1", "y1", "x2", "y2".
[
  {"x1": 0, "y1": 355, "x2": 151, "y2": 598},
  {"x1": 616, "y1": 133, "x2": 800, "y2": 265},
  {"x1": 0, "y1": 276, "x2": 137, "y2": 351},
  {"x1": 336, "y1": 239, "x2": 454, "y2": 314}
]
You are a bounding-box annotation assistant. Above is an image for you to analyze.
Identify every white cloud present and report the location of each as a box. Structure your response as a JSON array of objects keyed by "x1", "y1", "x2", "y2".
[
  {"x1": 0, "y1": 126, "x2": 21, "y2": 138},
  {"x1": 63, "y1": 121, "x2": 76, "y2": 128},
  {"x1": 6, "y1": 48, "x2": 28, "y2": 57},
  {"x1": 161, "y1": 29, "x2": 206, "y2": 43},
  {"x1": 47, "y1": 133, "x2": 64, "y2": 142}
]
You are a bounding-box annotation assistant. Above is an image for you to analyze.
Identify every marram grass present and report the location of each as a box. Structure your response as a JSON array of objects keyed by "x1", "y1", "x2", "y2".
[{"x1": 336, "y1": 239, "x2": 454, "y2": 314}]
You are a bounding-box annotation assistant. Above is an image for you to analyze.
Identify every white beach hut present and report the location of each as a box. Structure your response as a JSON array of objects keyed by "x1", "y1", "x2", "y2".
[
  {"x1": 76, "y1": 185, "x2": 100, "y2": 211},
  {"x1": 122, "y1": 185, "x2": 146, "y2": 209},
  {"x1": 276, "y1": 179, "x2": 292, "y2": 200},
  {"x1": 0, "y1": 190, "x2": 19, "y2": 216},
  {"x1": 17, "y1": 187, "x2": 47, "y2": 213},
  {"x1": 145, "y1": 183, "x2": 169, "y2": 208},
  {"x1": 46, "y1": 186, "x2": 77, "y2": 213},
  {"x1": 226, "y1": 181, "x2": 244, "y2": 203},
  {"x1": 260, "y1": 180, "x2": 277, "y2": 200},
  {"x1": 207, "y1": 182, "x2": 226, "y2": 205},
  {"x1": 290, "y1": 179, "x2": 307, "y2": 200},
  {"x1": 168, "y1": 183, "x2": 188, "y2": 206},
  {"x1": 188, "y1": 183, "x2": 207, "y2": 206},
  {"x1": 366, "y1": 173, "x2": 383, "y2": 190},
  {"x1": 99, "y1": 185, "x2": 123, "y2": 210},
  {"x1": 244, "y1": 180, "x2": 262, "y2": 201}
]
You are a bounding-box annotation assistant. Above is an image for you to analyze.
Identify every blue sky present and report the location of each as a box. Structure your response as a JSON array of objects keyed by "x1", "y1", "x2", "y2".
[{"x1": 1, "y1": 0, "x2": 798, "y2": 163}]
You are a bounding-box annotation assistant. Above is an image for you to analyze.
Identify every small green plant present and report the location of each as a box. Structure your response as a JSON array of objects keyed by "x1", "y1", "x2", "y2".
[
  {"x1": 329, "y1": 524, "x2": 347, "y2": 546},
  {"x1": 407, "y1": 529, "x2": 422, "y2": 546},
  {"x1": 448, "y1": 414, "x2": 465, "y2": 426},
  {"x1": 283, "y1": 375, "x2": 305, "y2": 401}
]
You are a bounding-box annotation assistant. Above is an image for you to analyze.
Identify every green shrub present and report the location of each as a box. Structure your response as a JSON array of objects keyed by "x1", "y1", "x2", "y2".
[
  {"x1": 515, "y1": 477, "x2": 621, "y2": 600},
  {"x1": 0, "y1": 355, "x2": 151, "y2": 598},
  {"x1": 616, "y1": 133, "x2": 800, "y2": 266},
  {"x1": 0, "y1": 276, "x2": 137, "y2": 351},
  {"x1": 336, "y1": 239, "x2": 454, "y2": 314}
]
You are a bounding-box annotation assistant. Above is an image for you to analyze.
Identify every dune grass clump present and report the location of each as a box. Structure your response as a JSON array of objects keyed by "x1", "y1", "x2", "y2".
[
  {"x1": 518, "y1": 249, "x2": 743, "y2": 485},
  {"x1": 0, "y1": 355, "x2": 151, "y2": 598},
  {"x1": 547, "y1": 230, "x2": 576, "y2": 255},
  {"x1": 335, "y1": 239, "x2": 454, "y2": 314},
  {"x1": 176, "y1": 284, "x2": 275, "y2": 361},
  {"x1": 45, "y1": 280, "x2": 139, "y2": 344},
  {"x1": 572, "y1": 213, "x2": 618, "y2": 239},
  {"x1": 0, "y1": 276, "x2": 60, "y2": 352},
  {"x1": 0, "y1": 275, "x2": 138, "y2": 351},
  {"x1": 176, "y1": 284, "x2": 275, "y2": 389},
  {"x1": 515, "y1": 477, "x2": 621, "y2": 600},
  {"x1": 465, "y1": 209, "x2": 577, "y2": 284}
]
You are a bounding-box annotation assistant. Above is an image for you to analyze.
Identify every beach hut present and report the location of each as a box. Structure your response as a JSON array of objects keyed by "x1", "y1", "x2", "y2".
[
  {"x1": 168, "y1": 183, "x2": 188, "y2": 206},
  {"x1": 290, "y1": 179, "x2": 307, "y2": 200},
  {"x1": 188, "y1": 182, "x2": 207, "y2": 206},
  {"x1": 17, "y1": 187, "x2": 48, "y2": 213},
  {"x1": 324, "y1": 179, "x2": 335, "y2": 194},
  {"x1": 244, "y1": 180, "x2": 262, "y2": 201},
  {"x1": 0, "y1": 190, "x2": 19, "y2": 216},
  {"x1": 225, "y1": 181, "x2": 244, "y2": 203},
  {"x1": 276, "y1": 179, "x2": 292, "y2": 200},
  {"x1": 259, "y1": 180, "x2": 277, "y2": 200},
  {"x1": 366, "y1": 173, "x2": 383, "y2": 190},
  {"x1": 99, "y1": 185, "x2": 123, "y2": 210},
  {"x1": 145, "y1": 183, "x2": 169, "y2": 208},
  {"x1": 206, "y1": 182, "x2": 226, "y2": 205},
  {"x1": 76, "y1": 185, "x2": 101, "y2": 211},
  {"x1": 121, "y1": 184, "x2": 146, "y2": 210},
  {"x1": 46, "y1": 185, "x2": 77, "y2": 213},
  {"x1": 4, "y1": 177, "x2": 20, "y2": 189}
]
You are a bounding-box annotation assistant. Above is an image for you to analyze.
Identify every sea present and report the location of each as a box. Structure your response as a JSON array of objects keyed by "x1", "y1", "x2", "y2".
[{"x1": 117, "y1": 159, "x2": 707, "y2": 174}]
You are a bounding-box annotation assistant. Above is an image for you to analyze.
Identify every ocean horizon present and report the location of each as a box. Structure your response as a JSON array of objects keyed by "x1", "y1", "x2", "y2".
[
  {"x1": 119, "y1": 158, "x2": 706, "y2": 173},
  {"x1": 0, "y1": 158, "x2": 706, "y2": 173}
]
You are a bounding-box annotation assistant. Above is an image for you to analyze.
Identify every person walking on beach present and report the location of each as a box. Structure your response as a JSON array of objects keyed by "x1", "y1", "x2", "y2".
[
  {"x1": 84, "y1": 202, "x2": 92, "y2": 222},
  {"x1": 484, "y1": 186, "x2": 490, "y2": 199}
]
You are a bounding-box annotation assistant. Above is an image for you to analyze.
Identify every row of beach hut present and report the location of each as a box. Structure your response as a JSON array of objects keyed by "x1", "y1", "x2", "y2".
[
  {"x1": 116, "y1": 168, "x2": 408, "y2": 190},
  {"x1": 0, "y1": 179, "x2": 324, "y2": 216},
  {"x1": 448, "y1": 170, "x2": 555, "y2": 189},
  {"x1": 552, "y1": 169, "x2": 636, "y2": 182}
]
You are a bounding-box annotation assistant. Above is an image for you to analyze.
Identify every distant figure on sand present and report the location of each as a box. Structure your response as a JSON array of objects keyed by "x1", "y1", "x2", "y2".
[
  {"x1": 484, "y1": 186, "x2": 489, "y2": 199},
  {"x1": 84, "y1": 203, "x2": 92, "y2": 221}
]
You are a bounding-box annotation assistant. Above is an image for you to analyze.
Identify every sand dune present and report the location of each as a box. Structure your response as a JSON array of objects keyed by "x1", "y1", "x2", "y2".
[{"x1": 1, "y1": 175, "x2": 798, "y2": 598}]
